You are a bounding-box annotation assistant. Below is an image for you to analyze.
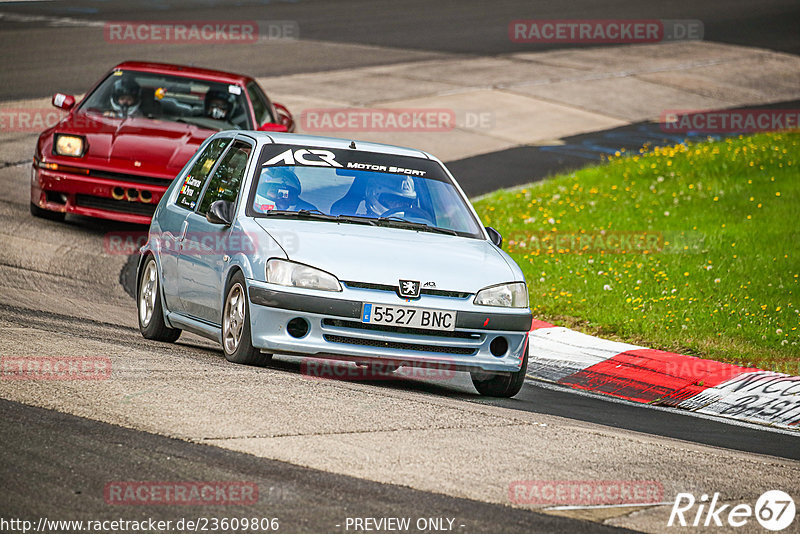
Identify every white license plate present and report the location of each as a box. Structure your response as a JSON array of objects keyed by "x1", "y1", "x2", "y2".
[{"x1": 361, "y1": 303, "x2": 456, "y2": 331}]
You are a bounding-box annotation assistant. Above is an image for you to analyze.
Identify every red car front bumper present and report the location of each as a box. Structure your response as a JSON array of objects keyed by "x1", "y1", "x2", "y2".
[{"x1": 31, "y1": 163, "x2": 172, "y2": 225}]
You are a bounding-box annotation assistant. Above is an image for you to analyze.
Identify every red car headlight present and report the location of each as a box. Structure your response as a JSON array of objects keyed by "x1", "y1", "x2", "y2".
[{"x1": 54, "y1": 134, "x2": 86, "y2": 157}]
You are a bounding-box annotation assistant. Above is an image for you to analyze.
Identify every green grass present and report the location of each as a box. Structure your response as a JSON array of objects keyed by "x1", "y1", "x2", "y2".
[{"x1": 473, "y1": 132, "x2": 800, "y2": 372}]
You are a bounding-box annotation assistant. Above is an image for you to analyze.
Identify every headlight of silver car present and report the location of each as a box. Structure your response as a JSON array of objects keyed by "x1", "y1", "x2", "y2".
[
  {"x1": 266, "y1": 259, "x2": 341, "y2": 292},
  {"x1": 54, "y1": 134, "x2": 85, "y2": 157},
  {"x1": 474, "y1": 282, "x2": 528, "y2": 308}
]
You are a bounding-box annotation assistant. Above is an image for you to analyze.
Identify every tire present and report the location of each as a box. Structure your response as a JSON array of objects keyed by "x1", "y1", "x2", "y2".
[
  {"x1": 470, "y1": 346, "x2": 528, "y2": 398},
  {"x1": 30, "y1": 202, "x2": 65, "y2": 222},
  {"x1": 222, "y1": 271, "x2": 271, "y2": 366},
  {"x1": 137, "y1": 256, "x2": 181, "y2": 343}
]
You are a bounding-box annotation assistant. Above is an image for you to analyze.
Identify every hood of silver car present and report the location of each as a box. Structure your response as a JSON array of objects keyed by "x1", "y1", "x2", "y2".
[{"x1": 254, "y1": 219, "x2": 518, "y2": 293}]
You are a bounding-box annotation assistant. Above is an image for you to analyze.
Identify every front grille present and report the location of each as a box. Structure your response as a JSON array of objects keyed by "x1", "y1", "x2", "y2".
[
  {"x1": 88, "y1": 169, "x2": 172, "y2": 187},
  {"x1": 324, "y1": 334, "x2": 477, "y2": 355},
  {"x1": 75, "y1": 195, "x2": 157, "y2": 217},
  {"x1": 322, "y1": 318, "x2": 480, "y2": 339},
  {"x1": 343, "y1": 281, "x2": 471, "y2": 299}
]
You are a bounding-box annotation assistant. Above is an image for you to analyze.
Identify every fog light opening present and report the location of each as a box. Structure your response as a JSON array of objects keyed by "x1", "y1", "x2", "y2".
[
  {"x1": 125, "y1": 188, "x2": 138, "y2": 202},
  {"x1": 45, "y1": 191, "x2": 67, "y2": 205},
  {"x1": 139, "y1": 190, "x2": 153, "y2": 203},
  {"x1": 490, "y1": 336, "x2": 508, "y2": 357},
  {"x1": 111, "y1": 187, "x2": 125, "y2": 200},
  {"x1": 287, "y1": 317, "x2": 310, "y2": 339}
]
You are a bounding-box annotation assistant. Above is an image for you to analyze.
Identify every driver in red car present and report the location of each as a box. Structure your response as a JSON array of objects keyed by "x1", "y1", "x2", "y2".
[
  {"x1": 107, "y1": 78, "x2": 141, "y2": 118},
  {"x1": 204, "y1": 90, "x2": 233, "y2": 120}
]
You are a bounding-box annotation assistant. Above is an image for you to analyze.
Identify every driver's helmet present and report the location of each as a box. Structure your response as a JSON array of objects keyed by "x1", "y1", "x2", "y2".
[
  {"x1": 204, "y1": 89, "x2": 233, "y2": 120},
  {"x1": 365, "y1": 175, "x2": 416, "y2": 216},
  {"x1": 258, "y1": 167, "x2": 302, "y2": 210},
  {"x1": 110, "y1": 78, "x2": 141, "y2": 117}
]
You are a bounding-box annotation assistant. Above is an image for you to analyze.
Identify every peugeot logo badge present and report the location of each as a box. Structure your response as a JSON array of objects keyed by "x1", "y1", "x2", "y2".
[{"x1": 398, "y1": 280, "x2": 421, "y2": 298}]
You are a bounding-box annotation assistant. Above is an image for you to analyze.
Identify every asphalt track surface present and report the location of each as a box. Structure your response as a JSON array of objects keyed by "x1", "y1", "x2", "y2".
[
  {"x1": 0, "y1": 0, "x2": 799, "y2": 99},
  {"x1": 2, "y1": 1, "x2": 799, "y2": 531},
  {"x1": 1, "y1": 398, "x2": 632, "y2": 534}
]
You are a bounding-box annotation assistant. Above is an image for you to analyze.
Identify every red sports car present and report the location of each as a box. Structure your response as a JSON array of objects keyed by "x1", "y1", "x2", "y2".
[{"x1": 31, "y1": 61, "x2": 294, "y2": 224}]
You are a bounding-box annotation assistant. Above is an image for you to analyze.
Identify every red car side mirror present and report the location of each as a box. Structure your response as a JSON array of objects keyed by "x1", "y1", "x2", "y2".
[
  {"x1": 52, "y1": 93, "x2": 76, "y2": 112},
  {"x1": 258, "y1": 122, "x2": 289, "y2": 133}
]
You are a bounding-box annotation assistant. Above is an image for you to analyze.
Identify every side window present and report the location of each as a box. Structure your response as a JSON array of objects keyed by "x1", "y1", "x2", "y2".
[
  {"x1": 247, "y1": 82, "x2": 273, "y2": 126},
  {"x1": 176, "y1": 138, "x2": 231, "y2": 210},
  {"x1": 198, "y1": 140, "x2": 253, "y2": 215}
]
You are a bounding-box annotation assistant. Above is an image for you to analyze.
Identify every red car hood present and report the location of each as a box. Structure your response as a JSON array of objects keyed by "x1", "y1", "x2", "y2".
[{"x1": 57, "y1": 113, "x2": 214, "y2": 179}]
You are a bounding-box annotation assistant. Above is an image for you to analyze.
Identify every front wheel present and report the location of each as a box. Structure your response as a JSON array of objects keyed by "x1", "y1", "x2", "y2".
[
  {"x1": 470, "y1": 346, "x2": 528, "y2": 398},
  {"x1": 222, "y1": 272, "x2": 271, "y2": 366},
  {"x1": 138, "y1": 256, "x2": 181, "y2": 343}
]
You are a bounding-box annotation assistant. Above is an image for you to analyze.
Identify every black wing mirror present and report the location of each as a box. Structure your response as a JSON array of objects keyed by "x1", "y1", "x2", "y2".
[
  {"x1": 206, "y1": 200, "x2": 234, "y2": 226},
  {"x1": 485, "y1": 227, "x2": 502, "y2": 248}
]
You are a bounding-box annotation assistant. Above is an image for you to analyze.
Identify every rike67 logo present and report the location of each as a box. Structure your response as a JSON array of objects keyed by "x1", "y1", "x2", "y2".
[{"x1": 669, "y1": 490, "x2": 796, "y2": 531}]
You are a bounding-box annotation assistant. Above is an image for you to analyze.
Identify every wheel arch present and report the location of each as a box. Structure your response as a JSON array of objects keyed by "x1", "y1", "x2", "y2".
[{"x1": 137, "y1": 251, "x2": 176, "y2": 329}]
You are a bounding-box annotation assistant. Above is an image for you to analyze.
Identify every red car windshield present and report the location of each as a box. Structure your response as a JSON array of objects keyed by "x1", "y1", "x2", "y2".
[{"x1": 78, "y1": 69, "x2": 252, "y2": 130}]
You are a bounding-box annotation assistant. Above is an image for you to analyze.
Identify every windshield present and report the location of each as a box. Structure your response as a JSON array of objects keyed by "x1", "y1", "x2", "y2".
[
  {"x1": 78, "y1": 69, "x2": 251, "y2": 130},
  {"x1": 246, "y1": 144, "x2": 484, "y2": 238}
]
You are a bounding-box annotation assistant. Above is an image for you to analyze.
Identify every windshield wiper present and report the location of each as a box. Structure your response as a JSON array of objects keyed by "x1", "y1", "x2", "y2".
[
  {"x1": 265, "y1": 209, "x2": 336, "y2": 220},
  {"x1": 264, "y1": 210, "x2": 376, "y2": 226},
  {"x1": 376, "y1": 216, "x2": 457, "y2": 235},
  {"x1": 335, "y1": 214, "x2": 377, "y2": 226}
]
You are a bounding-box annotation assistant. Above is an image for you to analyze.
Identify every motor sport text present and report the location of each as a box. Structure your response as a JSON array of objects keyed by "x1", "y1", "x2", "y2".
[
  {"x1": 346, "y1": 162, "x2": 427, "y2": 176},
  {"x1": 264, "y1": 149, "x2": 429, "y2": 177}
]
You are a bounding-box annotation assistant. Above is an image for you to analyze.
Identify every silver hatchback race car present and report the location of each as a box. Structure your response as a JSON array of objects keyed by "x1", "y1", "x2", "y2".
[{"x1": 137, "y1": 132, "x2": 532, "y2": 397}]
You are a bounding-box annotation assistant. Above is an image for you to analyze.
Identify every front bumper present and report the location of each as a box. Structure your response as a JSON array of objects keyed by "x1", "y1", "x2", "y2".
[
  {"x1": 31, "y1": 164, "x2": 170, "y2": 224},
  {"x1": 247, "y1": 282, "x2": 532, "y2": 373}
]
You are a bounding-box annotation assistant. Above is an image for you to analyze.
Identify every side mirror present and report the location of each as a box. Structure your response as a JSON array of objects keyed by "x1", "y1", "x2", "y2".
[
  {"x1": 486, "y1": 227, "x2": 502, "y2": 248},
  {"x1": 52, "y1": 93, "x2": 76, "y2": 112},
  {"x1": 273, "y1": 102, "x2": 294, "y2": 132},
  {"x1": 258, "y1": 122, "x2": 289, "y2": 132},
  {"x1": 206, "y1": 200, "x2": 234, "y2": 226}
]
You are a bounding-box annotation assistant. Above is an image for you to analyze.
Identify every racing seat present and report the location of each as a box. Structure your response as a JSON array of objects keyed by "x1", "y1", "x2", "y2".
[{"x1": 330, "y1": 176, "x2": 368, "y2": 216}]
